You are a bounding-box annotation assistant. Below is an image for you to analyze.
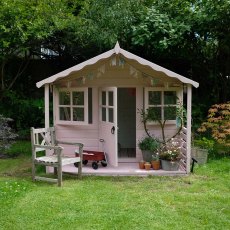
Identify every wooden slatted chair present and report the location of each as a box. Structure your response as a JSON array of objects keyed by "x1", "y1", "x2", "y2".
[{"x1": 31, "y1": 127, "x2": 83, "y2": 186}]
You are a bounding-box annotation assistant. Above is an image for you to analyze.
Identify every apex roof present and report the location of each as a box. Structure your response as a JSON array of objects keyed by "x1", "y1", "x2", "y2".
[{"x1": 36, "y1": 42, "x2": 199, "y2": 88}]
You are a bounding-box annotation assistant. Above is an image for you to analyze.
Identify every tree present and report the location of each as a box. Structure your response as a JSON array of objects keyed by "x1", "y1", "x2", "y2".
[
  {"x1": 131, "y1": 2, "x2": 191, "y2": 58},
  {"x1": 75, "y1": 0, "x2": 144, "y2": 53},
  {"x1": 0, "y1": 0, "x2": 75, "y2": 98},
  {"x1": 1, "y1": 0, "x2": 230, "y2": 133},
  {"x1": 190, "y1": 0, "x2": 230, "y2": 104},
  {"x1": 132, "y1": 0, "x2": 230, "y2": 116}
]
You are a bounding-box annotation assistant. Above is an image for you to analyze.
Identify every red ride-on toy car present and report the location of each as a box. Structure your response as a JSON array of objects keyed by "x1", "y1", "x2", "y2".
[{"x1": 75, "y1": 139, "x2": 107, "y2": 170}]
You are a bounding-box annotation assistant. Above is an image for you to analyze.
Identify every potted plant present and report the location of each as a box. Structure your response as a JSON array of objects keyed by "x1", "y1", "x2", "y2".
[
  {"x1": 191, "y1": 137, "x2": 214, "y2": 165},
  {"x1": 138, "y1": 136, "x2": 160, "y2": 162},
  {"x1": 159, "y1": 138, "x2": 181, "y2": 171},
  {"x1": 144, "y1": 162, "x2": 151, "y2": 170},
  {"x1": 151, "y1": 154, "x2": 161, "y2": 170},
  {"x1": 139, "y1": 160, "x2": 145, "y2": 169}
]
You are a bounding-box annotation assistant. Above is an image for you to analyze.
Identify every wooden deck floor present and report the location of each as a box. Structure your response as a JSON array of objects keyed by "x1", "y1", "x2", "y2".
[{"x1": 62, "y1": 163, "x2": 187, "y2": 176}]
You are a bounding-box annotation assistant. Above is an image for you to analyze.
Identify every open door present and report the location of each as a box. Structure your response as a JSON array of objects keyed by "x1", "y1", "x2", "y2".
[
  {"x1": 118, "y1": 88, "x2": 136, "y2": 162},
  {"x1": 99, "y1": 87, "x2": 118, "y2": 167}
]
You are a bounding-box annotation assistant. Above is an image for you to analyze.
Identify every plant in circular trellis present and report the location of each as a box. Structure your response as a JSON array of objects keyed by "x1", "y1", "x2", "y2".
[
  {"x1": 198, "y1": 102, "x2": 230, "y2": 146},
  {"x1": 139, "y1": 100, "x2": 186, "y2": 144}
]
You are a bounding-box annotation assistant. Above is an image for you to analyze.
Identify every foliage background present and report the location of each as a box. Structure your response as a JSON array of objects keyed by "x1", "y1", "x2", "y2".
[{"x1": 0, "y1": 0, "x2": 230, "y2": 137}]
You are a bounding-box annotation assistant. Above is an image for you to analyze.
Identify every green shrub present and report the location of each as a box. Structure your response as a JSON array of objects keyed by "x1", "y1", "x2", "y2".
[
  {"x1": 4, "y1": 140, "x2": 31, "y2": 157},
  {"x1": 198, "y1": 102, "x2": 230, "y2": 146},
  {"x1": 0, "y1": 90, "x2": 46, "y2": 138},
  {"x1": 0, "y1": 115, "x2": 18, "y2": 153},
  {"x1": 138, "y1": 136, "x2": 160, "y2": 151},
  {"x1": 193, "y1": 137, "x2": 214, "y2": 151}
]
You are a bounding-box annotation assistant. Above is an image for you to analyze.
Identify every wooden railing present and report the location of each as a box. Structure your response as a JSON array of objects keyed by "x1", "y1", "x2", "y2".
[{"x1": 179, "y1": 127, "x2": 187, "y2": 172}]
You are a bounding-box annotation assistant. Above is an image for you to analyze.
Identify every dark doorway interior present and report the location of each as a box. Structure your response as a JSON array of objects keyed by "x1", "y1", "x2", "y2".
[{"x1": 118, "y1": 88, "x2": 136, "y2": 159}]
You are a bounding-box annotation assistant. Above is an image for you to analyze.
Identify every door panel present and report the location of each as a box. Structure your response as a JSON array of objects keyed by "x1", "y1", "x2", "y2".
[{"x1": 99, "y1": 87, "x2": 118, "y2": 167}]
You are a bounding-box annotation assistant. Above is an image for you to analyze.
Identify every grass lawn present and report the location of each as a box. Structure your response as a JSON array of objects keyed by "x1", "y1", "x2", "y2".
[{"x1": 0, "y1": 141, "x2": 229, "y2": 230}]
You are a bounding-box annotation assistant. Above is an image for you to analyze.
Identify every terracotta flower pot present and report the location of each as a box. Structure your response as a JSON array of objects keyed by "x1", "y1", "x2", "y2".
[
  {"x1": 144, "y1": 162, "x2": 151, "y2": 170},
  {"x1": 151, "y1": 160, "x2": 161, "y2": 170},
  {"x1": 139, "y1": 161, "x2": 145, "y2": 169}
]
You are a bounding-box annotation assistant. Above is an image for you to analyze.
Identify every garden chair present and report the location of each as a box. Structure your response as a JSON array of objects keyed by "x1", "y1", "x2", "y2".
[{"x1": 31, "y1": 127, "x2": 83, "y2": 186}]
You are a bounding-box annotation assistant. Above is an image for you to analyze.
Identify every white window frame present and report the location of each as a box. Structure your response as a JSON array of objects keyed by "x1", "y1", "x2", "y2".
[
  {"x1": 56, "y1": 88, "x2": 88, "y2": 125},
  {"x1": 144, "y1": 87, "x2": 182, "y2": 125},
  {"x1": 99, "y1": 89, "x2": 115, "y2": 123}
]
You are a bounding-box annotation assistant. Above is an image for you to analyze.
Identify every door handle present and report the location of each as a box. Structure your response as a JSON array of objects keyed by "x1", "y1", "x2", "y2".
[{"x1": 111, "y1": 126, "x2": 115, "y2": 134}]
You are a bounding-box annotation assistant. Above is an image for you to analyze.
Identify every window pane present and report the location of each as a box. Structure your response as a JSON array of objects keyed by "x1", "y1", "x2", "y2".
[
  {"x1": 72, "y1": 92, "x2": 84, "y2": 105},
  {"x1": 109, "y1": 91, "x2": 113, "y2": 106},
  {"x1": 88, "y1": 88, "x2": 92, "y2": 124},
  {"x1": 148, "y1": 107, "x2": 161, "y2": 120},
  {"x1": 164, "y1": 91, "x2": 177, "y2": 105},
  {"x1": 59, "y1": 92, "x2": 70, "y2": 105},
  {"x1": 73, "y1": 108, "x2": 84, "y2": 121},
  {"x1": 102, "y1": 107, "x2": 106, "y2": 121},
  {"x1": 109, "y1": 108, "x2": 114, "y2": 122},
  {"x1": 102, "y1": 91, "x2": 106, "y2": 105},
  {"x1": 165, "y1": 106, "x2": 176, "y2": 120},
  {"x1": 59, "y1": 107, "x2": 70, "y2": 121},
  {"x1": 149, "y1": 91, "x2": 161, "y2": 105}
]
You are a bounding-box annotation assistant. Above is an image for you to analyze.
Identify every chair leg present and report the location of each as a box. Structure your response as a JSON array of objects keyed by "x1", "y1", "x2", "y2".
[
  {"x1": 32, "y1": 162, "x2": 36, "y2": 181},
  {"x1": 57, "y1": 165, "x2": 62, "y2": 187},
  {"x1": 78, "y1": 160, "x2": 82, "y2": 179}
]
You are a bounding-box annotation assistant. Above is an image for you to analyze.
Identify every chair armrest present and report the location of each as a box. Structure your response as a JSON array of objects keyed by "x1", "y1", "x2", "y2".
[
  {"x1": 33, "y1": 144, "x2": 63, "y2": 159},
  {"x1": 34, "y1": 144, "x2": 63, "y2": 151},
  {"x1": 56, "y1": 140, "x2": 84, "y2": 158},
  {"x1": 56, "y1": 141, "x2": 83, "y2": 148}
]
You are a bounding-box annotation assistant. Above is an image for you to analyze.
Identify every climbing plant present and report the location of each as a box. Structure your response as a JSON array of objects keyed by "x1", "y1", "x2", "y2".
[{"x1": 139, "y1": 100, "x2": 186, "y2": 144}]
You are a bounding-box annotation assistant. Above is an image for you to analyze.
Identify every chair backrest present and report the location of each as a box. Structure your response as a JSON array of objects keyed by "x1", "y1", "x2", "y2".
[{"x1": 31, "y1": 127, "x2": 56, "y2": 152}]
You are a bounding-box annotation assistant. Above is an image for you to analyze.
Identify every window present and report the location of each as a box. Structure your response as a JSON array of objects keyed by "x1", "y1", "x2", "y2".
[
  {"x1": 145, "y1": 88, "x2": 181, "y2": 123},
  {"x1": 100, "y1": 90, "x2": 114, "y2": 123},
  {"x1": 58, "y1": 88, "x2": 89, "y2": 124}
]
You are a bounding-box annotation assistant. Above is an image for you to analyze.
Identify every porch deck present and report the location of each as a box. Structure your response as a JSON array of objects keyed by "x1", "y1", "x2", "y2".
[{"x1": 62, "y1": 163, "x2": 187, "y2": 176}]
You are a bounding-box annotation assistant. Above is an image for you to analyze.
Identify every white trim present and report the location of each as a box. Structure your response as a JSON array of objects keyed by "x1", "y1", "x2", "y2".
[
  {"x1": 53, "y1": 86, "x2": 56, "y2": 126},
  {"x1": 144, "y1": 87, "x2": 182, "y2": 125},
  {"x1": 45, "y1": 84, "x2": 50, "y2": 128},
  {"x1": 56, "y1": 87, "x2": 88, "y2": 125},
  {"x1": 36, "y1": 49, "x2": 115, "y2": 88},
  {"x1": 98, "y1": 87, "x2": 118, "y2": 167},
  {"x1": 99, "y1": 87, "x2": 117, "y2": 123},
  {"x1": 120, "y1": 48, "x2": 199, "y2": 88},
  {"x1": 186, "y1": 84, "x2": 192, "y2": 173},
  {"x1": 36, "y1": 42, "x2": 199, "y2": 88}
]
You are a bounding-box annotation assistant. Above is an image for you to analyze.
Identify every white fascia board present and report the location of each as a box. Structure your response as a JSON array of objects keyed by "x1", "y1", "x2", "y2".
[
  {"x1": 120, "y1": 48, "x2": 199, "y2": 88},
  {"x1": 36, "y1": 42, "x2": 199, "y2": 89},
  {"x1": 36, "y1": 49, "x2": 115, "y2": 88}
]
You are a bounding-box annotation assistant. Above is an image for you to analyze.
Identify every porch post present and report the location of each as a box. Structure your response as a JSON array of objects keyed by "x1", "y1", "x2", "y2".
[
  {"x1": 186, "y1": 84, "x2": 192, "y2": 173},
  {"x1": 45, "y1": 84, "x2": 50, "y2": 128}
]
